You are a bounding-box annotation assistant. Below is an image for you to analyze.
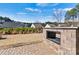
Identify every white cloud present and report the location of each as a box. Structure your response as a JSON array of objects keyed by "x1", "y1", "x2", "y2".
[
  {"x1": 36, "y1": 3, "x2": 59, "y2": 7},
  {"x1": 25, "y1": 8, "x2": 41, "y2": 13},
  {"x1": 25, "y1": 8, "x2": 34, "y2": 12},
  {"x1": 63, "y1": 8, "x2": 72, "y2": 11},
  {"x1": 36, "y1": 3, "x2": 49, "y2": 6},
  {"x1": 16, "y1": 12, "x2": 27, "y2": 15},
  {"x1": 52, "y1": 8, "x2": 72, "y2": 12}
]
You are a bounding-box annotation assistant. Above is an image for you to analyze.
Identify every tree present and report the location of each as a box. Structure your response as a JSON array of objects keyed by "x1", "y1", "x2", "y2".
[
  {"x1": 0, "y1": 16, "x2": 3, "y2": 20},
  {"x1": 76, "y1": 3, "x2": 79, "y2": 10},
  {"x1": 3, "y1": 17, "x2": 12, "y2": 22},
  {"x1": 52, "y1": 9, "x2": 64, "y2": 23},
  {"x1": 65, "y1": 8, "x2": 77, "y2": 26},
  {"x1": 65, "y1": 11, "x2": 71, "y2": 21},
  {"x1": 65, "y1": 8, "x2": 77, "y2": 21},
  {"x1": 45, "y1": 21, "x2": 53, "y2": 24},
  {"x1": 0, "y1": 16, "x2": 12, "y2": 22},
  {"x1": 69, "y1": 8, "x2": 77, "y2": 21},
  {"x1": 65, "y1": 4, "x2": 79, "y2": 22},
  {"x1": 75, "y1": 4, "x2": 79, "y2": 20}
]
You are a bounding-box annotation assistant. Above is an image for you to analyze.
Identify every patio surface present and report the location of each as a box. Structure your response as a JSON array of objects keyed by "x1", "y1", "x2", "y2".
[{"x1": 0, "y1": 33, "x2": 57, "y2": 55}]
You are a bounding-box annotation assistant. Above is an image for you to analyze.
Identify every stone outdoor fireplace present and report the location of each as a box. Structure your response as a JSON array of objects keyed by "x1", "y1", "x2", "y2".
[{"x1": 43, "y1": 27, "x2": 79, "y2": 55}]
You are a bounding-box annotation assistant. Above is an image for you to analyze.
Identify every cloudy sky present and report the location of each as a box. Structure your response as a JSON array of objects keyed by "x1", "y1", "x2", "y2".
[{"x1": 0, "y1": 3, "x2": 77, "y2": 23}]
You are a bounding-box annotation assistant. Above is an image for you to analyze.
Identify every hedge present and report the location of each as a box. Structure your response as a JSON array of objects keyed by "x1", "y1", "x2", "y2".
[{"x1": 0, "y1": 27, "x2": 43, "y2": 34}]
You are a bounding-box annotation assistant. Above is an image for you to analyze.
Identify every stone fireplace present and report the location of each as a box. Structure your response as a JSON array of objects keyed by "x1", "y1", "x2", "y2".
[{"x1": 43, "y1": 27, "x2": 79, "y2": 55}]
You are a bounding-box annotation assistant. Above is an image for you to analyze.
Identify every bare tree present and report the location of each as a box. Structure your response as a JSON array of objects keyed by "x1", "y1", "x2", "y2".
[{"x1": 52, "y1": 9, "x2": 64, "y2": 23}]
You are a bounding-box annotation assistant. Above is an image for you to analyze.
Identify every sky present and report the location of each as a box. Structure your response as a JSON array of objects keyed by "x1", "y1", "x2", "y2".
[{"x1": 0, "y1": 3, "x2": 77, "y2": 23}]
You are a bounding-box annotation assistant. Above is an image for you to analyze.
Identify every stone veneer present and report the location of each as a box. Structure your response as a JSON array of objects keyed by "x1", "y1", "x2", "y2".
[{"x1": 43, "y1": 27, "x2": 79, "y2": 55}]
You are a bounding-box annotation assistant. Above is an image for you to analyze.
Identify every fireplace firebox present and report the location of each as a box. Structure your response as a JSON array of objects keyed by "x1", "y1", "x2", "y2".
[{"x1": 46, "y1": 31, "x2": 61, "y2": 44}]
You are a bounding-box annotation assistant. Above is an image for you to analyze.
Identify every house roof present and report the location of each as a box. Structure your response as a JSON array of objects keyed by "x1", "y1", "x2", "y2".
[
  {"x1": 58, "y1": 23, "x2": 71, "y2": 27},
  {"x1": 46, "y1": 23, "x2": 72, "y2": 27},
  {"x1": 64, "y1": 22, "x2": 79, "y2": 27},
  {"x1": 0, "y1": 22, "x2": 31, "y2": 28},
  {"x1": 0, "y1": 24, "x2": 4, "y2": 28},
  {"x1": 47, "y1": 24, "x2": 57, "y2": 27},
  {"x1": 32, "y1": 23, "x2": 44, "y2": 28}
]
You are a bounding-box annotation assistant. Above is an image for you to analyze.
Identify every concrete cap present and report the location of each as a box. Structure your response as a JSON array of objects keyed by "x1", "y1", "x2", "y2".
[{"x1": 44, "y1": 27, "x2": 79, "y2": 29}]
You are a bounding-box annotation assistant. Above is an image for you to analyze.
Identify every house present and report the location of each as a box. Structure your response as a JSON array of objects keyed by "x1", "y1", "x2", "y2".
[
  {"x1": 45, "y1": 22, "x2": 69, "y2": 28},
  {"x1": 2, "y1": 22, "x2": 22, "y2": 28},
  {"x1": 64, "y1": 21, "x2": 79, "y2": 27},
  {"x1": 31, "y1": 23, "x2": 44, "y2": 28},
  {"x1": 0, "y1": 21, "x2": 32, "y2": 28},
  {"x1": 0, "y1": 24, "x2": 4, "y2": 28},
  {"x1": 1, "y1": 22, "x2": 29, "y2": 28},
  {"x1": 45, "y1": 24, "x2": 56, "y2": 28},
  {"x1": 57, "y1": 23, "x2": 72, "y2": 27},
  {"x1": 24, "y1": 23, "x2": 31, "y2": 27}
]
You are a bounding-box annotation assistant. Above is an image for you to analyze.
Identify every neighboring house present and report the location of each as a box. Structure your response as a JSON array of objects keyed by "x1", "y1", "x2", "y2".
[
  {"x1": 24, "y1": 23, "x2": 31, "y2": 27},
  {"x1": 64, "y1": 22, "x2": 79, "y2": 27},
  {"x1": 0, "y1": 21, "x2": 32, "y2": 28},
  {"x1": 45, "y1": 24, "x2": 56, "y2": 28},
  {"x1": 57, "y1": 23, "x2": 67, "y2": 27},
  {"x1": 31, "y1": 23, "x2": 44, "y2": 28},
  {"x1": 0, "y1": 24, "x2": 4, "y2": 28},
  {"x1": 2, "y1": 22, "x2": 26, "y2": 28},
  {"x1": 45, "y1": 23, "x2": 72, "y2": 28},
  {"x1": 0, "y1": 19, "x2": 33, "y2": 28},
  {"x1": 54, "y1": 22, "x2": 71, "y2": 27},
  {"x1": 71, "y1": 22, "x2": 79, "y2": 27},
  {"x1": 0, "y1": 20, "x2": 5, "y2": 23}
]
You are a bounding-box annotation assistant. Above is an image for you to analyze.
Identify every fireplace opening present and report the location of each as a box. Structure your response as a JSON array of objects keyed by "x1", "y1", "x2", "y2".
[{"x1": 46, "y1": 31, "x2": 61, "y2": 44}]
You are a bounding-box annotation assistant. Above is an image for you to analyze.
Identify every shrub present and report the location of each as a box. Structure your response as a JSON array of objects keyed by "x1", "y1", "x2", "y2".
[
  {"x1": 3, "y1": 28, "x2": 13, "y2": 34},
  {"x1": 0, "y1": 27, "x2": 43, "y2": 34}
]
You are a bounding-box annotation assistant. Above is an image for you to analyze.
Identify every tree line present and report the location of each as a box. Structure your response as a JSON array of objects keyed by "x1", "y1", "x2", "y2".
[{"x1": 0, "y1": 16, "x2": 11, "y2": 20}]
